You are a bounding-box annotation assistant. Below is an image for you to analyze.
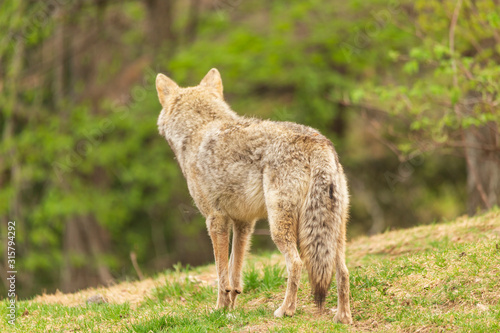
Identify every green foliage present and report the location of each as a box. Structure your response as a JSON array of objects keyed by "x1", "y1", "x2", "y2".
[{"x1": 365, "y1": 0, "x2": 500, "y2": 153}]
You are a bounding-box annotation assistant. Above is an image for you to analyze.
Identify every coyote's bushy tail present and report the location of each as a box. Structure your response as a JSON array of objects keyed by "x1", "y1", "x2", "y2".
[{"x1": 298, "y1": 151, "x2": 348, "y2": 309}]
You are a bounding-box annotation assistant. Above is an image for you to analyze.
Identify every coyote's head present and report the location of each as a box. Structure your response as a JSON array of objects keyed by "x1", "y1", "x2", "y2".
[{"x1": 155, "y1": 68, "x2": 227, "y2": 137}]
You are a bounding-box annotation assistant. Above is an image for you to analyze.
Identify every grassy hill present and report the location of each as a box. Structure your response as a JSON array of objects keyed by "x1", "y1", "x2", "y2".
[{"x1": 2, "y1": 209, "x2": 500, "y2": 332}]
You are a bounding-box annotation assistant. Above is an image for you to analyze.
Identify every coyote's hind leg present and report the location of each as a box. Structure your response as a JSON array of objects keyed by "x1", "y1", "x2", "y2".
[
  {"x1": 267, "y1": 209, "x2": 302, "y2": 318},
  {"x1": 333, "y1": 222, "x2": 352, "y2": 324}
]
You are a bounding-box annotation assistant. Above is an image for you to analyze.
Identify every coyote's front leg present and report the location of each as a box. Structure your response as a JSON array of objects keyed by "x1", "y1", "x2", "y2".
[
  {"x1": 228, "y1": 221, "x2": 255, "y2": 308},
  {"x1": 208, "y1": 214, "x2": 232, "y2": 308}
]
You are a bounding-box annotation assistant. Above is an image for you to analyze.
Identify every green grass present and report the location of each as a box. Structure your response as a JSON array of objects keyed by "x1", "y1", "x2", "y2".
[
  {"x1": 2, "y1": 208, "x2": 499, "y2": 332},
  {"x1": 244, "y1": 264, "x2": 285, "y2": 293}
]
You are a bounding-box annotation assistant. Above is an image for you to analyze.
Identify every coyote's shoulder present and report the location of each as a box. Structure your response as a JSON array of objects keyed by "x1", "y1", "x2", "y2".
[{"x1": 155, "y1": 68, "x2": 352, "y2": 324}]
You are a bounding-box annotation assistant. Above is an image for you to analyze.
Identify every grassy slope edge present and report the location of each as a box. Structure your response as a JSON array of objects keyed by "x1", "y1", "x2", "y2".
[{"x1": 1, "y1": 209, "x2": 499, "y2": 332}]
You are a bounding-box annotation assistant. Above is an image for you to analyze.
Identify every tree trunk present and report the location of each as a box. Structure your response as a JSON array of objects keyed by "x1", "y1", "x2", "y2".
[
  {"x1": 144, "y1": 0, "x2": 176, "y2": 49},
  {"x1": 464, "y1": 122, "x2": 500, "y2": 215},
  {"x1": 57, "y1": 4, "x2": 114, "y2": 293},
  {"x1": 62, "y1": 216, "x2": 114, "y2": 292},
  {"x1": 185, "y1": 0, "x2": 201, "y2": 44},
  {"x1": 1, "y1": 29, "x2": 25, "y2": 292}
]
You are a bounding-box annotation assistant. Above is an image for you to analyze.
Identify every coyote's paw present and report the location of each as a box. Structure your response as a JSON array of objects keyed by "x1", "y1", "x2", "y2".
[
  {"x1": 274, "y1": 305, "x2": 295, "y2": 318},
  {"x1": 333, "y1": 311, "x2": 353, "y2": 324},
  {"x1": 230, "y1": 288, "x2": 242, "y2": 309},
  {"x1": 216, "y1": 289, "x2": 232, "y2": 309},
  {"x1": 215, "y1": 303, "x2": 231, "y2": 310}
]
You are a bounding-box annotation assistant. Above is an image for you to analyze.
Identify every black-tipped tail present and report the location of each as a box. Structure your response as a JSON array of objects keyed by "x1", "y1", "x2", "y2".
[
  {"x1": 299, "y1": 168, "x2": 339, "y2": 311},
  {"x1": 313, "y1": 284, "x2": 328, "y2": 310}
]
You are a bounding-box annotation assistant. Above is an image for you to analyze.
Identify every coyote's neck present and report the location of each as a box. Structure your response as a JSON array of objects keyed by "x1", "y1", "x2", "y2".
[{"x1": 161, "y1": 102, "x2": 238, "y2": 173}]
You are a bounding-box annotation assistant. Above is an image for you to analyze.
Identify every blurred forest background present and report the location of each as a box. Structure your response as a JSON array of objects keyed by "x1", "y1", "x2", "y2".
[{"x1": 1, "y1": 0, "x2": 499, "y2": 298}]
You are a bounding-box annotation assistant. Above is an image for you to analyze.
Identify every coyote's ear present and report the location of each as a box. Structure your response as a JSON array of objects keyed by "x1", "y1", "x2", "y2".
[
  {"x1": 156, "y1": 73, "x2": 179, "y2": 107},
  {"x1": 200, "y1": 68, "x2": 223, "y2": 97}
]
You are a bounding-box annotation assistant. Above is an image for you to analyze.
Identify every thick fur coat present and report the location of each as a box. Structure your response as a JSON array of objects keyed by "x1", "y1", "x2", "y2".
[{"x1": 156, "y1": 68, "x2": 352, "y2": 324}]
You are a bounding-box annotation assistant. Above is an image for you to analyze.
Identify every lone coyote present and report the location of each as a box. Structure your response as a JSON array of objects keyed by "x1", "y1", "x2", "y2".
[{"x1": 155, "y1": 68, "x2": 352, "y2": 324}]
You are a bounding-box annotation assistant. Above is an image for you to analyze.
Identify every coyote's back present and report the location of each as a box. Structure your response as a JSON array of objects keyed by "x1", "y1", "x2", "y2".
[{"x1": 155, "y1": 68, "x2": 352, "y2": 324}]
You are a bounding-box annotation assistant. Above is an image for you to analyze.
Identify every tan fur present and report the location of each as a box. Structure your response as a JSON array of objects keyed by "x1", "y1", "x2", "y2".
[{"x1": 155, "y1": 69, "x2": 352, "y2": 324}]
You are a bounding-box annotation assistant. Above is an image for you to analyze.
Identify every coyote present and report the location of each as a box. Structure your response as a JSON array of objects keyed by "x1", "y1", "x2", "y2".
[{"x1": 155, "y1": 68, "x2": 352, "y2": 324}]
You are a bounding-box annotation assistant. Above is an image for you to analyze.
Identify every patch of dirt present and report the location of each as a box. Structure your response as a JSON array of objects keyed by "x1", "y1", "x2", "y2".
[{"x1": 32, "y1": 277, "x2": 160, "y2": 308}]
